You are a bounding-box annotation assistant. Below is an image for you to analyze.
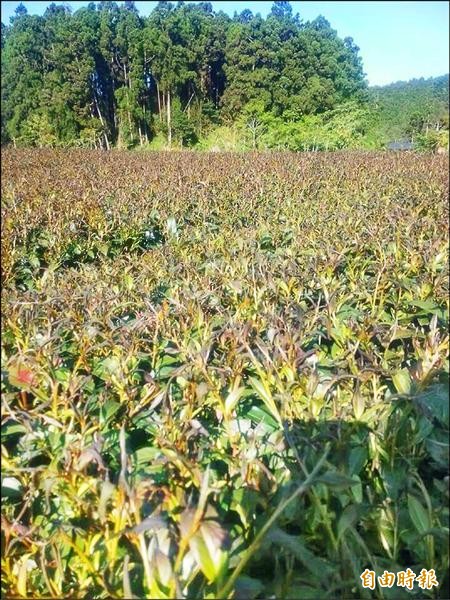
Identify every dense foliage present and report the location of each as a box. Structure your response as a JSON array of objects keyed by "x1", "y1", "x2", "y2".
[
  {"x1": 2, "y1": 2, "x2": 448, "y2": 152},
  {"x1": 1, "y1": 149, "x2": 449, "y2": 598},
  {"x1": 367, "y1": 75, "x2": 450, "y2": 150},
  {"x1": 218, "y1": 75, "x2": 449, "y2": 152},
  {"x1": 1, "y1": 0, "x2": 367, "y2": 148}
]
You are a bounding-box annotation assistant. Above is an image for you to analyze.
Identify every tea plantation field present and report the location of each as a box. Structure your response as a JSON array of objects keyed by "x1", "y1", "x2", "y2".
[{"x1": 1, "y1": 149, "x2": 449, "y2": 599}]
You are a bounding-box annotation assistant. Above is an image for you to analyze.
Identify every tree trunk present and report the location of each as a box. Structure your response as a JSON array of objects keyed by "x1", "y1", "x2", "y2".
[
  {"x1": 167, "y1": 89, "x2": 172, "y2": 147},
  {"x1": 128, "y1": 110, "x2": 133, "y2": 137},
  {"x1": 143, "y1": 103, "x2": 149, "y2": 143},
  {"x1": 93, "y1": 92, "x2": 110, "y2": 150},
  {"x1": 156, "y1": 82, "x2": 162, "y2": 121},
  {"x1": 123, "y1": 63, "x2": 133, "y2": 141},
  {"x1": 185, "y1": 92, "x2": 195, "y2": 118}
]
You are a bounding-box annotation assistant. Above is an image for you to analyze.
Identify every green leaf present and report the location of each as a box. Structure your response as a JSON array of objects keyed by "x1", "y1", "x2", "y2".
[
  {"x1": 101, "y1": 399, "x2": 121, "y2": 424},
  {"x1": 413, "y1": 415, "x2": 434, "y2": 445},
  {"x1": 350, "y1": 475, "x2": 363, "y2": 503},
  {"x1": 246, "y1": 405, "x2": 279, "y2": 432},
  {"x1": 231, "y1": 488, "x2": 260, "y2": 530},
  {"x1": 1, "y1": 420, "x2": 27, "y2": 438},
  {"x1": 414, "y1": 383, "x2": 449, "y2": 428},
  {"x1": 133, "y1": 446, "x2": 161, "y2": 469},
  {"x1": 97, "y1": 242, "x2": 109, "y2": 256},
  {"x1": 155, "y1": 353, "x2": 180, "y2": 379},
  {"x1": 189, "y1": 520, "x2": 228, "y2": 583},
  {"x1": 1, "y1": 476, "x2": 23, "y2": 497},
  {"x1": 381, "y1": 464, "x2": 407, "y2": 501},
  {"x1": 93, "y1": 356, "x2": 120, "y2": 381},
  {"x1": 337, "y1": 504, "x2": 360, "y2": 541},
  {"x1": 224, "y1": 385, "x2": 245, "y2": 416},
  {"x1": 268, "y1": 527, "x2": 334, "y2": 579},
  {"x1": 316, "y1": 471, "x2": 359, "y2": 489},
  {"x1": 348, "y1": 446, "x2": 368, "y2": 476},
  {"x1": 249, "y1": 377, "x2": 282, "y2": 425},
  {"x1": 378, "y1": 508, "x2": 395, "y2": 557},
  {"x1": 352, "y1": 390, "x2": 365, "y2": 420},
  {"x1": 407, "y1": 300, "x2": 446, "y2": 319},
  {"x1": 235, "y1": 575, "x2": 264, "y2": 600},
  {"x1": 408, "y1": 494, "x2": 431, "y2": 535},
  {"x1": 54, "y1": 367, "x2": 71, "y2": 384},
  {"x1": 426, "y1": 433, "x2": 449, "y2": 469},
  {"x1": 392, "y1": 368, "x2": 412, "y2": 394}
]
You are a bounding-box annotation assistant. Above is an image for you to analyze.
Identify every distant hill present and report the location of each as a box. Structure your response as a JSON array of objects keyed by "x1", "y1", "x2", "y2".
[{"x1": 367, "y1": 74, "x2": 449, "y2": 145}]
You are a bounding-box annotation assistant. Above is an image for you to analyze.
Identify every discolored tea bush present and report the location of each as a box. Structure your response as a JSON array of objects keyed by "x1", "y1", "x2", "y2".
[{"x1": 1, "y1": 149, "x2": 449, "y2": 599}]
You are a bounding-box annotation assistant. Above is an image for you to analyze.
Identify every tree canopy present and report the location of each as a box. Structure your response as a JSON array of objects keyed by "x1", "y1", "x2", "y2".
[
  {"x1": 1, "y1": 1, "x2": 368, "y2": 148},
  {"x1": 367, "y1": 75, "x2": 449, "y2": 146}
]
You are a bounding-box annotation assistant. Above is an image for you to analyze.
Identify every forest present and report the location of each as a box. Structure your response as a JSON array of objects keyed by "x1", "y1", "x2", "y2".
[{"x1": 2, "y1": 0, "x2": 448, "y2": 151}]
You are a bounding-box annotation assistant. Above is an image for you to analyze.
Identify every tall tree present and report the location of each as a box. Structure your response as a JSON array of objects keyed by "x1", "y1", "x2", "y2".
[
  {"x1": 2, "y1": 9, "x2": 47, "y2": 146},
  {"x1": 1, "y1": 0, "x2": 370, "y2": 148}
]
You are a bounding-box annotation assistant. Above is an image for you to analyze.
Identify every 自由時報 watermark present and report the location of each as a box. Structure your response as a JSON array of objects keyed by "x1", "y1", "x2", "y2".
[{"x1": 360, "y1": 568, "x2": 439, "y2": 591}]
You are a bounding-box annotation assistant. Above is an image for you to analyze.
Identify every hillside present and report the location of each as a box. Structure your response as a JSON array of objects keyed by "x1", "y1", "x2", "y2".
[
  {"x1": 367, "y1": 74, "x2": 449, "y2": 146},
  {"x1": 197, "y1": 75, "x2": 449, "y2": 152}
]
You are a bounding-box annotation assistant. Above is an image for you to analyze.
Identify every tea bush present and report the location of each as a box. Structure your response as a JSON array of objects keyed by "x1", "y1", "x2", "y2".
[{"x1": 1, "y1": 149, "x2": 449, "y2": 599}]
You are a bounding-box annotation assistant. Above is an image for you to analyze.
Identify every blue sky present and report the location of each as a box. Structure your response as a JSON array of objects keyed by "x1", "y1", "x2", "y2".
[{"x1": 1, "y1": 1, "x2": 449, "y2": 85}]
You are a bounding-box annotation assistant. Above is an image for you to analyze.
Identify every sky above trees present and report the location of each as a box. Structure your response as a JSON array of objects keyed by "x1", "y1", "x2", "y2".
[{"x1": 1, "y1": 0, "x2": 449, "y2": 85}]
